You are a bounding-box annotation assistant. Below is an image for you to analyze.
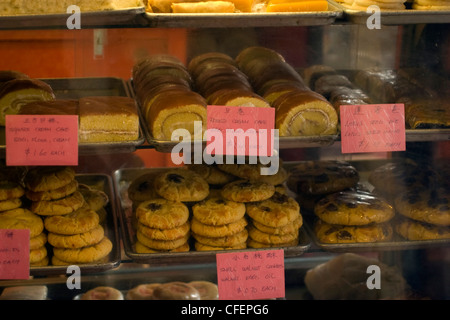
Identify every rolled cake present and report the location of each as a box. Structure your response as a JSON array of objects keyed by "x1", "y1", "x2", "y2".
[
  {"x1": 272, "y1": 88, "x2": 338, "y2": 136},
  {"x1": 147, "y1": 89, "x2": 207, "y2": 141},
  {"x1": 0, "y1": 79, "x2": 55, "y2": 126},
  {"x1": 187, "y1": 52, "x2": 237, "y2": 76},
  {"x1": 207, "y1": 88, "x2": 271, "y2": 108},
  {"x1": 235, "y1": 46, "x2": 286, "y2": 75},
  {"x1": 0, "y1": 70, "x2": 29, "y2": 84},
  {"x1": 18, "y1": 99, "x2": 79, "y2": 116},
  {"x1": 78, "y1": 96, "x2": 139, "y2": 143}
]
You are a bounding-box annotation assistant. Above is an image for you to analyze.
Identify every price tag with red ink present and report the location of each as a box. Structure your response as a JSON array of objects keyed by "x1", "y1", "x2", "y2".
[
  {"x1": 0, "y1": 229, "x2": 30, "y2": 280},
  {"x1": 5, "y1": 115, "x2": 78, "y2": 166},
  {"x1": 340, "y1": 104, "x2": 406, "y2": 154},
  {"x1": 206, "y1": 105, "x2": 275, "y2": 157},
  {"x1": 216, "y1": 249, "x2": 285, "y2": 300}
]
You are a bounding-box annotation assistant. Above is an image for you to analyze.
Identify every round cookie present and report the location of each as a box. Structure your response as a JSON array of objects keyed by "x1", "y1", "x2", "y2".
[
  {"x1": 137, "y1": 221, "x2": 190, "y2": 241},
  {"x1": 81, "y1": 286, "x2": 124, "y2": 300},
  {"x1": 47, "y1": 224, "x2": 105, "y2": 249},
  {"x1": 314, "y1": 219, "x2": 393, "y2": 244},
  {"x1": 135, "y1": 198, "x2": 190, "y2": 229},
  {"x1": 44, "y1": 206, "x2": 100, "y2": 235},
  {"x1": 221, "y1": 180, "x2": 275, "y2": 202},
  {"x1": 394, "y1": 187, "x2": 450, "y2": 226},
  {"x1": 135, "y1": 241, "x2": 190, "y2": 253},
  {"x1": 52, "y1": 236, "x2": 112, "y2": 263},
  {"x1": 247, "y1": 237, "x2": 299, "y2": 249},
  {"x1": 30, "y1": 255, "x2": 49, "y2": 267},
  {"x1": 126, "y1": 283, "x2": 161, "y2": 300},
  {"x1": 190, "y1": 217, "x2": 247, "y2": 237},
  {"x1": 153, "y1": 282, "x2": 201, "y2": 300},
  {"x1": 51, "y1": 256, "x2": 108, "y2": 266},
  {"x1": 30, "y1": 232, "x2": 47, "y2": 250},
  {"x1": 247, "y1": 224, "x2": 298, "y2": 245},
  {"x1": 78, "y1": 184, "x2": 109, "y2": 211},
  {"x1": 287, "y1": 160, "x2": 359, "y2": 195},
  {"x1": 252, "y1": 216, "x2": 303, "y2": 235},
  {"x1": 29, "y1": 246, "x2": 47, "y2": 264},
  {"x1": 153, "y1": 168, "x2": 209, "y2": 202},
  {"x1": 314, "y1": 190, "x2": 395, "y2": 226},
  {"x1": 136, "y1": 230, "x2": 190, "y2": 251},
  {"x1": 192, "y1": 197, "x2": 246, "y2": 226},
  {"x1": 188, "y1": 164, "x2": 236, "y2": 186},
  {"x1": 24, "y1": 166, "x2": 76, "y2": 192},
  {"x1": 217, "y1": 163, "x2": 289, "y2": 185},
  {"x1": 188, "y1": 281, "x2": 219, "y2": 300},
  {"x1": 395, "y1": 217, "x2": 450, "y2": 240},
  {"x1": 246, "y1": 192, "x2": 301, "y2": 228},
  {"x1": 192, "y1": 229, "x2": 248, "y2": 247},
  {"x1": 128, "y1": 172, "x2": 161, "y2": 203},
  {"x1": 25, "y1": 179, "x2": 78, "y2": 202},
  {"x1": 0, "y1": 180, "x2": 25, "y2": 201},
  {"x1": 0, "y1": 197, "x2": 22, "y2": 211},
  {"x1": 194, "y1": 241, "x2": 246, "y2": 251},
  {"x1": 0, "y1": 208, "x2": 44, "y2": 238},
  {"x1": 30, "y1": 191, "x2": 85, "y2": 216}
]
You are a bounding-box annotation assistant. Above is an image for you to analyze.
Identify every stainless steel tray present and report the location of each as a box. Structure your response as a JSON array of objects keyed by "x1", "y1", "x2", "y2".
[
  {"x1": 303, "y1": 218, "x2": 450, "y2": 253},
  {"x1": 0, "y1": 77, "x2": 145, "y2": 156},
  {"x1": 144, "y1": 3, "x2": 343, "y2": 28},
  {"x1": 329, "y1": 0, "x2": 450, "y2": 24},
  {"x1": 30, "y1": 174, "x2": 121, "y2": 276},
  {"x1": 0, "y1": 7, "x2": 147, "y2": 30},
  {"x1": 113, "y1": 167, "x2": 311, "y2": 266}
]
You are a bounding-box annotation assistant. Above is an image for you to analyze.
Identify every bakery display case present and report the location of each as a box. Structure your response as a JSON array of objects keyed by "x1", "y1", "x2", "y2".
[{"x1": 0, "y1": 1, "x2": 449, "y2": 302}]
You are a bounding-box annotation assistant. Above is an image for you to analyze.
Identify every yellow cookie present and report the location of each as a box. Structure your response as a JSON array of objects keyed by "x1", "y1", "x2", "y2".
[
  {"x1": 190, "y1": 216, "x2": 247, "y2": 237},
  {"x1": 221, "y1": 180, "x2": 275, "y2": 203},
  {"x1": 44, "y1": 206, "x2": 100, "y2": 235},
  {"x1": 136, "y1": 230, "x2": 190, "y2": 250},
  {"x1": 30, "y1": 255, "x2": 49, "y2": 267},
  {"x1": 246, "y1": 192, "x2": 301, "y2": 228},
  {"x1": 194, "y1": 241, "x2": 247, "y2": 251},
  {"x1": 0, "y1": 208, "x2": 44, "y2": 238},
  {"x1": 25, "y1": 179, "x2": 78, "y2": 201},
  {"x1": 0, "y1": 180, "x2": 25, "y2": 201},
  {"x1": 0, "y1": 197, "x2": 22, "y2": 211},
  {"x1": 247, "y1": 224, "x2": 298, "y2": 245},
  {"x1": 24, "y1": 166, "x2": 76, "y2": 192},
  {"x1": 192, "y1": 229, "x2": 248, "y2": 247},
  {"x1": 192, "y1": 197, "x2": 246, "y2": 226},
  {"x1": 136, "y1": 198, "x2": 190, "y2": 230},
  {"x1": 135, "y1": 240, "x2": 190, "y2": 253},
  {"x1": 188, "y1": 164, "x2": 236, "y2": 186},
  {"x1": 52, "y1": 236, "x2": 113, "y2": 263},
  {"x1": 137, "y1": 221, "x2": 190, "y2": 241},
  {"x1": 78, "y1": 184, "x2": 109, "y2": 211},
  {"x1": 30, "y1": 232, "x2": 47, "y2": 250},
  {"x1": 395, "y1": 217, "x2": 450, "y2": 240},
  {"x1": 30, "y1": 246, "x2": 47, "y2": 264},
  {"x1": 31, "y1": 191, "x2": 85, "y2": 216},
  {"x1": 247, "y1": 237, "x2": 298, "y2": 249},
  {"x1": 128, "y1": 172, "x2": 161, "y2": 202},
  {"x1": 251, "y1": 216, "x2": 303, "y2": 235},
  {"x1": 47, "y1": 225, "x2": 105, "y2": 249}
]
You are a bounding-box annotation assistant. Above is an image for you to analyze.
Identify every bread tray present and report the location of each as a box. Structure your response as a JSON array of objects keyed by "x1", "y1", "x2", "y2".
[
  {"x1": 0, "y1": 77, "x2": 145, "y2": 156},
  {"x1": 0, "y1": 7, "x2": 147, "y2": 30},
  {"x1": 143, "y1": 3, "x2": 343, "y2": 28},
  {"x1": 303, "y1": 216, "x2": 450, "y2": 253},
  {"x1": 30, "y1": 174, "x2": 121, "y2": 276},
  {"x1": 329, "y1": 0, "x2": 450, "y2": 24},
  {"x1": 113, "y1": 167, "x2": 311, "y2": 266}
]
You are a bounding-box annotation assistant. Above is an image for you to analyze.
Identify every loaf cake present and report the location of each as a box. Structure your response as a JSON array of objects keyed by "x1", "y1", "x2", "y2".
[{"x1": 78, "y1": 96, "x2": 139, "y2": 143}]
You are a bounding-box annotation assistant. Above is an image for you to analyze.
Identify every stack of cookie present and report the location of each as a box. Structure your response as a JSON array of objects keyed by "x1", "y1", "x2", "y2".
[
  {"x1": 312, "y1": 189, "x2": 395, "y2": 244},
  {"x1": 0, "y1": 165, "x2": 49, "y2": 266},
  {"x1": 134, "y1": 198, "x2": 191, "y2": 253},
  {"x1": 24, "y1": 166, "x2": 112, "y2": 265},
  {"x1": 191, "y1": 196, "x2": 248, "y2": 251}
]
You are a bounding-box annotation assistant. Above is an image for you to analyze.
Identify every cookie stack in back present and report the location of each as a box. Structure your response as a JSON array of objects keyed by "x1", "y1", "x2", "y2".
[
  {"x1": 24, "y1": 166, "x2": 112, "y2": 266},
  {"x1": 0, "y1": 165, "x2": 49, "y2": 266}
]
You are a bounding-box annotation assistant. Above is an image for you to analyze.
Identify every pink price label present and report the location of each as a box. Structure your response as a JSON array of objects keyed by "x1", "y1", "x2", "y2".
[
  {"x1": 216, "y1": 249, "x2": 285, "y2": 300},
  {"x1": 206, "y1": 105, "x2": 275, "y2": 157},
  {"x1": 0, "y1": 229, "x2": 30, "y2": 280},
  {"x1": 340, "y1": 104, "x2": 406, "y2": 154},
  {"x1": 5, "y1": 115, "x2": 78, "y2": 166}
]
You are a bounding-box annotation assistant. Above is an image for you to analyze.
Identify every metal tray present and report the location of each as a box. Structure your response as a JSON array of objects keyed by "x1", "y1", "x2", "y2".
[
  {"x1": 144, "y1": 3, "x2": 343, "y2": 28},
  {"x1": 0, "y1": 77, "x2": 145, "y2": 156},
  {"x1": 0, "y1": 7, "x2": 147, "y2": 30},
  {"x1": 329, "y1": 0, "x2": 450, "y2": 24},
  {"x1": 30, "y1": 174, "x2": 121, "y2": 276},
  {"x1": 113, "y1": 167, "x2": 311, "y2": 266}
]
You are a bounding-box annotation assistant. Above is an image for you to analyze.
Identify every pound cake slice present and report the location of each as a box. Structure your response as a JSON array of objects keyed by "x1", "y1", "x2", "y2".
[{"x1": 78, "y1": 96, "x2": 139, "y2": 143}]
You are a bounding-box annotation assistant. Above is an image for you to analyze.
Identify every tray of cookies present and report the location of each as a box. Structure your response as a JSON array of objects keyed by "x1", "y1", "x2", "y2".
[
  {"x1": 0, "y1": 166, "x2": 122, "y2": 276},
  {"x1": 113, "y1": 165, "x2": 311, "y2": 265},
  {"x1": 0, "y1": 76, "x2": 145, "y2": 156},
  {"x1": 286, "y1": 159, "x2": 450, "y2": 252}
]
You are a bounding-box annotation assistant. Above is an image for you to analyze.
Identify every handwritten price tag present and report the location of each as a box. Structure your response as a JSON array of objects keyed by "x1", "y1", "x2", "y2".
[
  {"x1": 5, "y1": 115, "x2": 78, "y2": 166},
  {"x1": 0, "y1": 229, "x2": 30, "y2": 280},
  {"x1": 340, "y1": 104, "x2": 405, "y2": 154},
  {"x1": 206, "y1": 105, "x2": 275, "y2": 157},
  {"x1": 216, "y1": 249, "x2": 285, "y2": 300}
]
